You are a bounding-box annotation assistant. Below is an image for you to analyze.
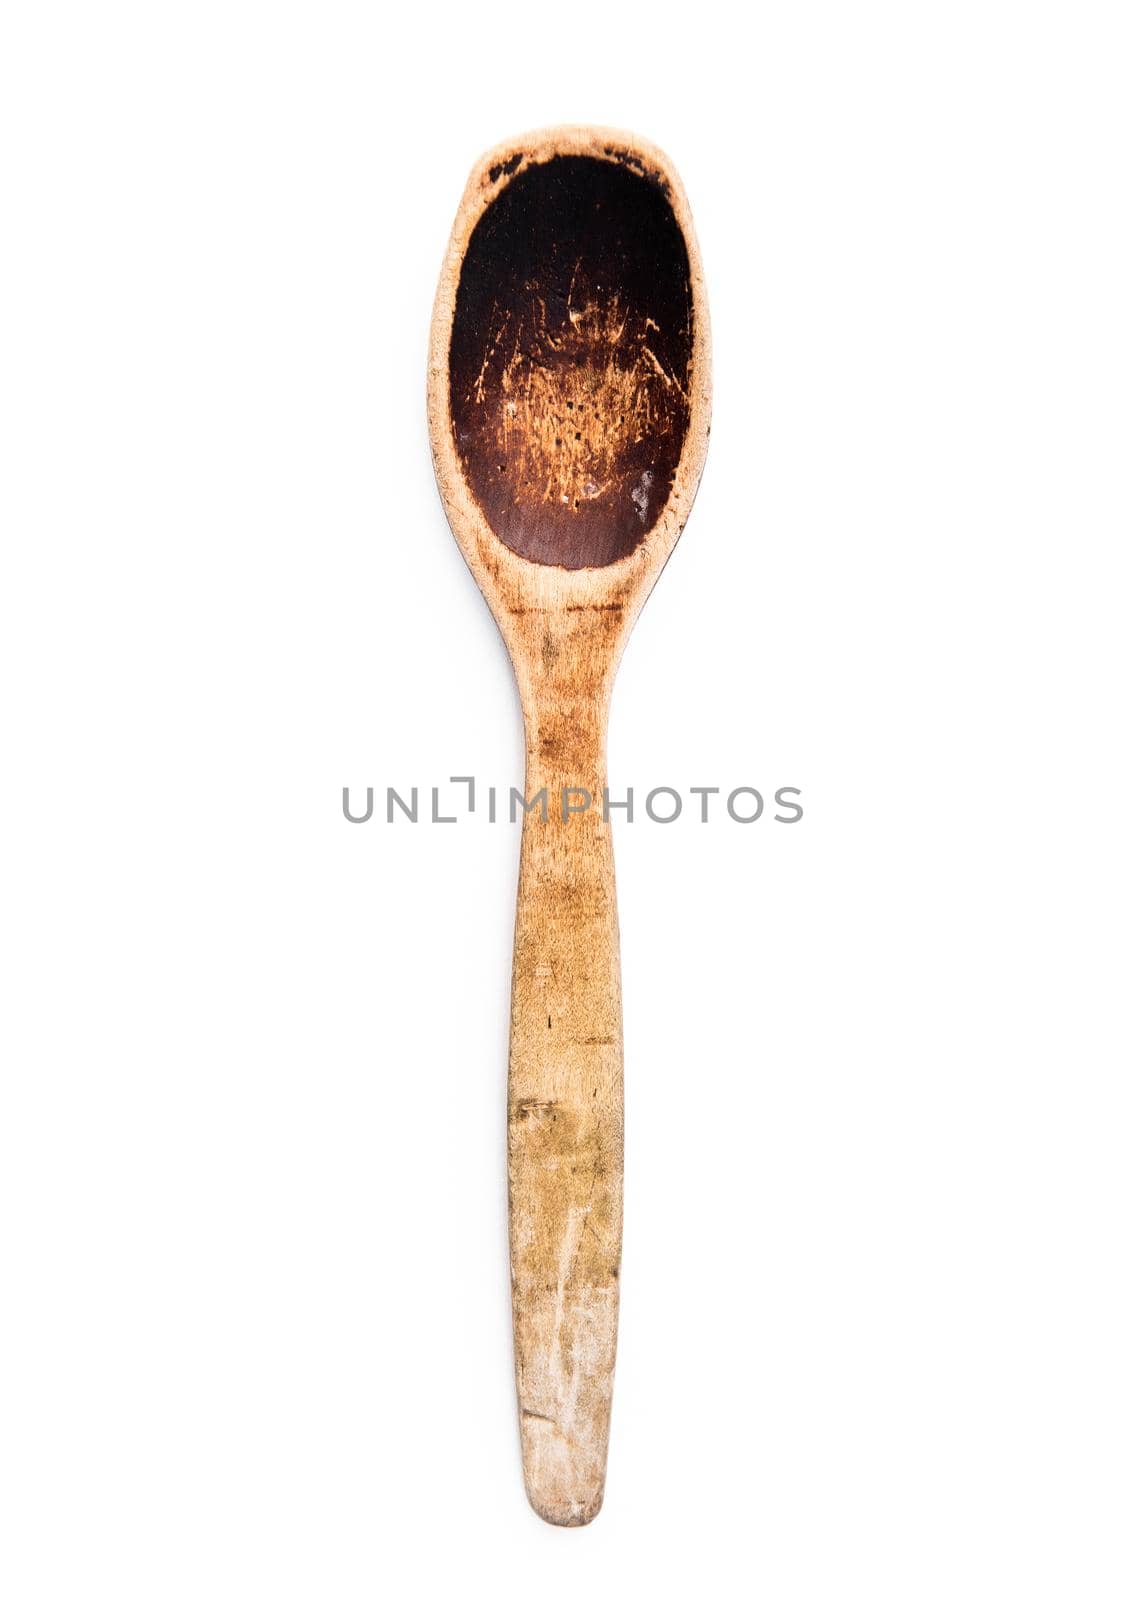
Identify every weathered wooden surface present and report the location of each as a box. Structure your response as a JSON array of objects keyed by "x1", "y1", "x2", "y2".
[{"x1": 428, "y1": 126, "x2": 711, "y2": 1525}]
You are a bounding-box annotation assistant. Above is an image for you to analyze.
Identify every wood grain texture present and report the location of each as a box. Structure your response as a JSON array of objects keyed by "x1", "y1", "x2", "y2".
[{"x1": 428, "y1": 126, "x2": 711, "y2": 1525}]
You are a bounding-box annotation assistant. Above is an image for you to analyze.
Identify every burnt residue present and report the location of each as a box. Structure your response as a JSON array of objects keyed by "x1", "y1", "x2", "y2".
[
  {"x1": 487, "y1": 152, "x2": 523, "y2": 184},
  {"x1": 602, "y1": 144, "x2": 670, "y2": 195},
  {"x1": 449, "y1": 155, "x2": 693, "y2": 569}
]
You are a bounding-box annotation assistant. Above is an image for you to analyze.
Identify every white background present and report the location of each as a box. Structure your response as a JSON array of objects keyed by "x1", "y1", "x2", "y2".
[{"x1": 2, "y1": 2, "x2": 1135, "y2": 1595}]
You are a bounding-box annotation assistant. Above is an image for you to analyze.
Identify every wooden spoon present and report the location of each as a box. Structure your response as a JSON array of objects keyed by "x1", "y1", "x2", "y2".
[{"x1": 428, "y1": 126, "x2": 711, "y2": 1525}]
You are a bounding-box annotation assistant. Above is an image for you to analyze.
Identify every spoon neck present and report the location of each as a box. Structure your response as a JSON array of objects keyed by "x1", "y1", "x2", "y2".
[
  {"x1": 505, "y1": 595, "x2": 626, "y2": 794},
  {"x1": 520, "y1": 685, "x2": 610, "y2": 798}
]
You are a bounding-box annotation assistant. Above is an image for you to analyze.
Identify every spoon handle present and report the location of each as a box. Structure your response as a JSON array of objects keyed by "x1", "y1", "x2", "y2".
[{"x1": 507, "y1": 701, "x2": 622, "y2": 1527}]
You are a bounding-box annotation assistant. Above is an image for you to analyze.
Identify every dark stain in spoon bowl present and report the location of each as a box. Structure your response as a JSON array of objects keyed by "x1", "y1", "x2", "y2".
[{"x1": 449, "y1": 155, "x2": 694, "y2": 570}]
